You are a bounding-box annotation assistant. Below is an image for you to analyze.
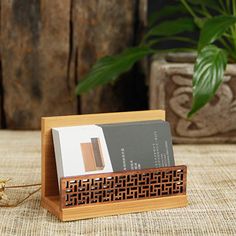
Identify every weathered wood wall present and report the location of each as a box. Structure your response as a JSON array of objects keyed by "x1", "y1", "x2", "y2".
[
  {"x1": 0, "y1": 0, "x2": 147, "y2": 129},
  {"x1": 71, "y1": 0, "x2": 136, "y2": 114},
  {"x1": 1, "y1": 0, "x2": 76, "y2": 129}
]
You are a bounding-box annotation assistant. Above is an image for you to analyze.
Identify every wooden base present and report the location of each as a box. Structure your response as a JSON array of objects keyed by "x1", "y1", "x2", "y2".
[{"x1": 42, "y1": 195, "x2": 188, "y2": 221}]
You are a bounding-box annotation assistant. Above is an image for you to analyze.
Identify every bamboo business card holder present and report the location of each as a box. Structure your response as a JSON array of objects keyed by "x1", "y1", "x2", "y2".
[{"x1": 41, "y1": 110, "x2": 188, "y2": 221}]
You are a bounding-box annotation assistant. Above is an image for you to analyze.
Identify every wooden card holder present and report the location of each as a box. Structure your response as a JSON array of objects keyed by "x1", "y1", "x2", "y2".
[{"x1": 41, "y1": 110, "x2": 188, "y2": 221}]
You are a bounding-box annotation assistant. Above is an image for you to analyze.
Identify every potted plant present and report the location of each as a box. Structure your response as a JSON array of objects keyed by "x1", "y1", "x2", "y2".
[{"x1": 76, "y1": 0, "x2": 236, "y2": 143}]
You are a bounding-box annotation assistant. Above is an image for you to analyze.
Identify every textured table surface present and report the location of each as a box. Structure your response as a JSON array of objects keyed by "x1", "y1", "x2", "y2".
[{"x1": 0, "y1": 131, "x2": 236, "y2": 236}]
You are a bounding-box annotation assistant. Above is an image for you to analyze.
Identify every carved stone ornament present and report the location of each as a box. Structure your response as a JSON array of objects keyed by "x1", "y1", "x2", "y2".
[{"x1": 149, "y1": 53, "x2": 236, "y2": 143}]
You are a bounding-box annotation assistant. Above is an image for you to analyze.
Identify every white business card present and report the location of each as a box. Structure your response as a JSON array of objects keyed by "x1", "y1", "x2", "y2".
[{"x1": 52, "y1": 125, "x2": 113, "y2": 188}]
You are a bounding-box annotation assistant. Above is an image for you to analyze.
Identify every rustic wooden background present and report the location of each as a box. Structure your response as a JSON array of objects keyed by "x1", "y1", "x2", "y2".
[{"x1": 0, "y1": 0, "x2": 147, "y2": 130}]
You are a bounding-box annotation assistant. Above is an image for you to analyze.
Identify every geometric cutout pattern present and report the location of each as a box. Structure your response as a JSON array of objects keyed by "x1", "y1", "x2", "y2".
[{"x1": 61, "y1": 165, "x2": 187, "y2": 208}]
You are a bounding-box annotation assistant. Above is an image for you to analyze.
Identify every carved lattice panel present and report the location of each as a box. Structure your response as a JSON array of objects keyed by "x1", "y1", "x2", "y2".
[{"x1": 60, "y1": 165, "x2": 187, "y2": 208}]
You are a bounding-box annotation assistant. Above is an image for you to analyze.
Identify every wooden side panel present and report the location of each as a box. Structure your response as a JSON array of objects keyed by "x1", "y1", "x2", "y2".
[
  {"x1": 41, "y1": 110, "x2": 165, "y2": 198},
  {"x1": 1, "y1": 0, "x2": 77, "y2": 129}
]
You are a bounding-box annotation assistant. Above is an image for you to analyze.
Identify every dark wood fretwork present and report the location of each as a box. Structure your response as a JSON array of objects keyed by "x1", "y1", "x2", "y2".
[{"x1": 60, "y1": 165, "x2": 187, "y2": 208}]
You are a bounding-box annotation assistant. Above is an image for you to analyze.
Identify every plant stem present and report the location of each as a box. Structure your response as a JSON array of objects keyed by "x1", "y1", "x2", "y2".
[
  {"x1": 155, "y1": 48, "x2": 196, "y2": 54},
  {"x1": 201, "y1": 4, "x2": 211, "y2": 18},
  {"x1": 219, "y1": 0, "x2": 227, "y2": 12},
  {"x1": 229, "y1": 25, "x2": 236, "y2": 52},
  {"x1": 232, "y1": 0, "x2": 236, "y2": 53},
  {"x1": 5, "y1": 183, "x2": 41, "y2": 189},
  {"x1": 219, "y1": 37, "x2": 236, "y2": 60},
  {"x1": 0, "y1": 187, "x2": 41, "y2": 208},
  {"x1": 148, "y1": 36, "x2": 197, "y2": 47},
  {"x1": 180, "y1": 0, "x2": 198, "y2": 19},
  {"x1": 226, "y1": 0, "x2": 231, "y2": 14},
  {"x1": 233, "y1": 0, "x2": 236, "y2": 15},
  {"x1": 224, "y1": 32, "x2": 235, "y2": 38},
  {"x1": 219, "y1": 37, "x2": 233, "y2": 52}
]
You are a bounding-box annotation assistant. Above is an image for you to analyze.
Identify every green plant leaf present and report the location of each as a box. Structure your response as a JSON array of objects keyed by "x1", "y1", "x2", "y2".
[
  {"x1": 188, "y1": 45, "x2": 227, "y2": 117},
  {"x1": 198, "y1": 16, "x2": 236, "y2": 50},
  {"x1": 76, "y1": 46, "x2": 153, "y2": 94},
  {"x1": 194, "y1": 17, "x2": 207, "y2": 29},
  {"x1": 187, "y1": 0, "x2": 217, "y2": 7},
  {"x1": 145, "y1": 18, "x2": 195, "y2": 39},
  {"x1": 185, "y1": 0, "x2": 223, "y2": 13},
  {"x1": 148, "y1": 5, "x2": 186, "y2": 26},
  {"x1": 187, "y1": 0, "x2": 211, "y2": 4}
]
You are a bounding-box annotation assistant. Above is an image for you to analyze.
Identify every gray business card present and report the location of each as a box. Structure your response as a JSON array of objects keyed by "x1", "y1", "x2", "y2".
[{"x1": 99, "y1": 120, "x2": 175, "y2": 171}]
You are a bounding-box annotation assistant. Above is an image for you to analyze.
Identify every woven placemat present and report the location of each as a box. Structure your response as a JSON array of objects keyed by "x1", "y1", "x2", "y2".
[{"x1": 0, "y1": 131, "x2": 235, "y2": 236}]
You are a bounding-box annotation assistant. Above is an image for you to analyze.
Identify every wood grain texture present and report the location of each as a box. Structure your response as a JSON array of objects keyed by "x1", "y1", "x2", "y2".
[
  {"x1": 70, "y1": 0, "x2": 138, "y2": 114},
  {"x1": 0, "y1": 0, "x2": 148, "y2": 129},
  {"x1": 1, "y1": 0, "x2": 77, "y2": 129},
  {"x1": 61, "y1": 195, "x2": 188, "y2": 221},
  {"x1": 41, "y1": 194, "x2": 188, "y2": 221}
]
